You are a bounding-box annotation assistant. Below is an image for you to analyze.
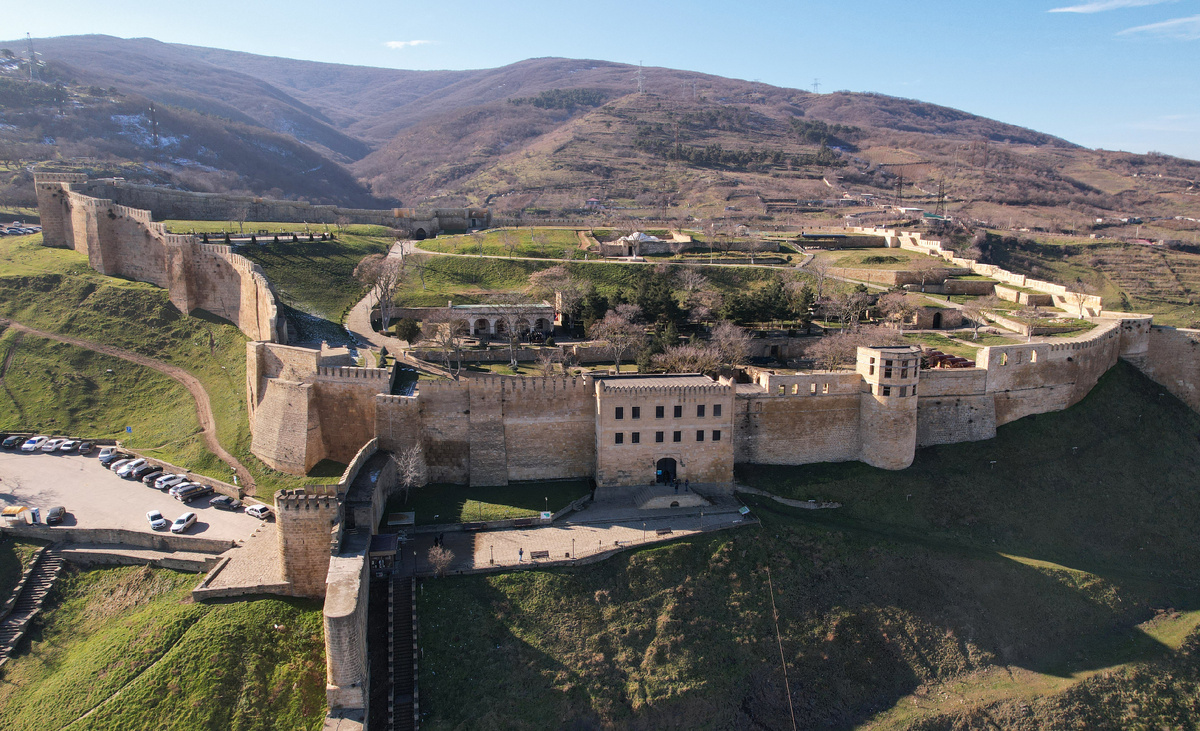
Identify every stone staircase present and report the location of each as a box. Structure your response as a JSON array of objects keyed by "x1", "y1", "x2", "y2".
[
  {"x1": 390, "y1": 576, "x2": 418, "y2": 731},
  {"x1": 0, "y1": 549, "x2": 65, "y2": 666}
]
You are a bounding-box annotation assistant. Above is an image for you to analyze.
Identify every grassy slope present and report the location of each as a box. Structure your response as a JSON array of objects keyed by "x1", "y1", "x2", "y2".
[
  {"x1": 232, "y1": 232, "x2": 389, "y2": 321},
  {"x1": 387, "y1": 479, "x2": 592, "y2": 526},
  {"x1": 0, "y1": 235, "x2": 320, "y2": 495},
  {"x1": 0, "y1": 565, "x2": 325, "y2": 731},
  {"x1": 417, "y1": 361, "x2": 1200, "y2": 730},
  {"x1": 0, "y1": 328, "x2": 222, "y2": 475},
  {"x1": 0, "y1": 538, "x2": 45, "y2": 599},
  {"x1": 424, "y1": 229, "x2": 583, "y2": 260}
]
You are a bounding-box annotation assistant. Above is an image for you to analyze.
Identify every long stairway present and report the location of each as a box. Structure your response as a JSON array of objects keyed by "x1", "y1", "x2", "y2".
[
  {"x1": 391, "y1": 576, "x2": 417, "y2": 731},
  {"x1": 0, "y1": 549, "x2": 65, "y2": 664}
]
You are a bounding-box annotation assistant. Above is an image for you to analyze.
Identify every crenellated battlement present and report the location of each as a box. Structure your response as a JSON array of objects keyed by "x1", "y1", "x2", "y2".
[{"x1": 316, "y1": 366, "x2": 392, "y2": 382}]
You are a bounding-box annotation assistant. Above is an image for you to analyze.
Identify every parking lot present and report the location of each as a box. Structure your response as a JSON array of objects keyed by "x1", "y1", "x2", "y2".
[{"x1": 0, "y1": 450, "x2": 265, "y2": 542}]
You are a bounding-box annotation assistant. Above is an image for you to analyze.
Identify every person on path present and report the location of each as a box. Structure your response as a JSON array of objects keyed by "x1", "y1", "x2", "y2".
[
  {"x1": 684, "y1": 479, "x2": 690, "y2": 492},
  {"x1": 518, "y1": 547, "x2": 524, "y2": 563},
  {"x1": 674, "y1": 481, "x2": 679, "y2": 494}
]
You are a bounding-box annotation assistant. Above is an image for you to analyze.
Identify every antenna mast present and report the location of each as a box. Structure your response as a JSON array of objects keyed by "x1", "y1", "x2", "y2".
[
  {"x1": 636, "y1": 62, "x2": 644, "y2": 94},
  {"x1": 25, "y1": 33, "x2": 38, "y2": 81}
]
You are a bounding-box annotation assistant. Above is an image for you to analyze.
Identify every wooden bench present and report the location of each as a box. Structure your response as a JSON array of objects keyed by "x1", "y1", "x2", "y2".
[
  {"x1": 529, "y1": 550, "x2": 550, "y2": 560},
  {"x1": 513, "y1": 518, "x2": 534, "y2": 528},
  {"x1": 655, "y1": 528, "x2": 673, "y2": 536}
]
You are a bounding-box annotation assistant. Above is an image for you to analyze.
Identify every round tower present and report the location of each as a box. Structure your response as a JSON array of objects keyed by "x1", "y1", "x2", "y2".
[{"x1": 857, "y1": 345, "x2": 921, "y2": 470}]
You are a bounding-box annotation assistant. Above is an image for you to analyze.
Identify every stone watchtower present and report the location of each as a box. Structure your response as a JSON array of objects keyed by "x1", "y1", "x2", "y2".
[
  {"x1": 857, "y1": 345, "x2": 922, "y2": 470},
  {"x1": 32, "y1": 172, "x2": 89, "y2": 248},
  {"x1": 275, "y1": 487, "x2": 341, "y2": 598}
]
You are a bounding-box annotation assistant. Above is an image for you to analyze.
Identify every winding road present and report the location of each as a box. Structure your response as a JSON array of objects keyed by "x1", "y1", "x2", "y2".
[{"x1": 0, "y1": 317, "x2": 255, "y2": 491}]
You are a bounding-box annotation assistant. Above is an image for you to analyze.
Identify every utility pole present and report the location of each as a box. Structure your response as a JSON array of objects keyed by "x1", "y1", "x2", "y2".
[
  {"x1": 811, "y1": 78, "x2": 821, "y2": 94},
  {"x1": 148, "y1": 103, "x2": 160, "y2": 155},
  {"x1": 934, "y1": 179, "x2": 946, "y2": 217}
]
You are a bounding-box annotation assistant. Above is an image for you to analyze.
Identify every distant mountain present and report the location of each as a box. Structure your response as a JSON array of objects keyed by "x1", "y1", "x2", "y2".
[{"x1": 2, "y1": 34, "x2": 1196, "y2": 226}]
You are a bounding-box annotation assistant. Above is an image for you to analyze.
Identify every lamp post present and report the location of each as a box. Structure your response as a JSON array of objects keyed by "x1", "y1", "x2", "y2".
[
  {"x1": 571, "y1": 538, "x2": 575, "y2": 559},
  {"x1": 490, "y1": 544, "x2": 494, "y2": 565},
  {"x1": 643, "y1": 522, "x2": 646, "y2": 543}
]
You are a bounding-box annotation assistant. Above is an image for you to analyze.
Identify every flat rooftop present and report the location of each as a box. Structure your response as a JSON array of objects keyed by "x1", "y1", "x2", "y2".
[{"x1": 596, "y1": 374, "x2": 717, "y2": 391}]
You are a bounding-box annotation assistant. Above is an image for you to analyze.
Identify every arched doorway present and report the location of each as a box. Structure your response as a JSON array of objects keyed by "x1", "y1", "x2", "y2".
[
  {"x1": 932, "y1": 312, "x2": 943, "y2": 329},
  {"x1": 655, "y1": 457, "x2": 677, "y2": 485},
  {"x1": 474, "y1": 319, "x2": 490, "y2": 337},
  {"x1": 414, "y1": 228, "x2": 428, "y2": 240}
]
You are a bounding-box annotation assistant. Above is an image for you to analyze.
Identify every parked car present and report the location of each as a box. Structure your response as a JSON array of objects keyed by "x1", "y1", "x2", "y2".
[
  {"x1": 45, "y1": 506, "x2": 66, "y2": 525},
  {"x1": 147, "y1": 510, "x2": 168, "y2": 530},
  {"x1": 245, "y1": 504, "x2": 272, "y2": 520},
  {"x1": 175, "y1": 484, "x2": 214, "y2": 503},
  {"x1": 168, "y1": 481, "x2": 195, "y2": 498},
  {"x1": 170, "y1": 512, "x2": 197, "y2": 533},
  {"x1": 58, "y1": 440, "x2": 79, "y2": 453},
  {"x1": 40, "y1": 438, "x2": 65, "y2": 452},
  {"x1": 210, "y1": 495, "x2": 243, "y2": 511},
  {"x1": 98, "y1": 450, "x2": 129, "y2": 466},
  {"x1": 117, "y1": 458, "x2": 148, "y2": 478},
  {"x1": 3, "y1": 435, "x2": 23, "y2": 448},
  {"x1": 109, "y1": 458, "x2": 135, "y2": 473},
  {"x1": 20, "y1": 436, "x2": 48, "y2": 452},
  {"x1": 78, "y1": 441, "x2": 94, "y2": 454},
  {"x1": 155, "y1": 473, "x2": 187, "y2": 491},
  {"x1": 132, "y1": 463, "x2": 162, "y2": 480}
]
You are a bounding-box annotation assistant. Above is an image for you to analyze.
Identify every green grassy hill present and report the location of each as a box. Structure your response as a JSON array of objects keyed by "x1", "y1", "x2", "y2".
[
  {"x1": 416, "y1": 361, "x2": 1200, "y2": 730},
  {"x1": 0, "y1": 565, "x2": 325, "y2": 731}
]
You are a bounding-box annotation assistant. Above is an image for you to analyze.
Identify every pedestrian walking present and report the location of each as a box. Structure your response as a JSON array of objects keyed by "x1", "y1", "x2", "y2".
[
  {"x1": 684, "y1": 479, "x2": 689, "y2": 492},
  {"x1": 674, "y1": 481, "x2": 679, "y2": 494},
  {"x1": 518, "y1": 547, "x2": 524, "y2": 563}
]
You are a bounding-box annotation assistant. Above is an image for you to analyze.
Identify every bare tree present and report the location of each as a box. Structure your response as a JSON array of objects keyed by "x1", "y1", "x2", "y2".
[
  {"x1": 959, "y1": 294, "x2": 1001, "y2": 340},
  {"x1": 830, "y1": 290, "x2": 874, "y2": 331},
  {"x1": 231, "y1": 205, "x2": 249, "y2": 235},
  {"x1": 486, "y1": 293, "x2": 540, "y2": 368},
  {"x1": 499, "y1": 228, "x2": 520, "y2": 258},
  {"x1": 675, "y1": 267, "x2": 708, "y2": 294},
  {"x1": 805, "y1": 326, "x2": 903, "y2": 372},
  {"x1": 358, "y1": 257, "x2": 403, "y2": 333},
  {"x1": 913, "y1": 259, "x2": 945, "y2": 292},
  {"x1": 589, "y1": 306, "x2": 645, "y2": 371},
  {"x1": 427, "y1": 545, "x2": 454, "y2": 577},
  {"x1": 422, "y1": 308, "x2": 469, "y2": 378},
  {"x1": 711, "y1": 320, "x2": 752, "y2": 365},
  {"x1": 806, "y1": 258, "x2": 831, "y2": 301},
  {"x1": 401, "y1": 251, "x2": 431, "y2": 291},
  {"x1": 877, "y1": 292, "x2": 921, "y2": 330},
  {"x1": 335, "y1": 215, "x2": 351, "y2": 233},
  {"x1": 393, "y1": 444, "x2": 426, "y2": 503},
  {"x1": 535, "y1": 350, "x2": 560, "y2": 378},
  {"x1": 528, "y1": 265, "x2": 583, "y2": 328},
  {"x1": 652, "y1": 344, "x2": 720, "y2": 373}
]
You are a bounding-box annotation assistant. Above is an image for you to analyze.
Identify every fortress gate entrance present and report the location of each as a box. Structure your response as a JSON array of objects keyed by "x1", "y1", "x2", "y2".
[{"x1": 655, "y1": 457, "x2": 677, "y2": 484}]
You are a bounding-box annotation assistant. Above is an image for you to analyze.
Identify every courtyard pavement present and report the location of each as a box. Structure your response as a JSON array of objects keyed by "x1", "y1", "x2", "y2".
[{"x1": 0, "y1": 451, "x2": 264, "y2": 542}]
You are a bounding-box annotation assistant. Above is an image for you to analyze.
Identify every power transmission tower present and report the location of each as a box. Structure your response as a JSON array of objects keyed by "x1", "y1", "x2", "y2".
[
  {"x1": 25, "y1": 33, "x2": 39, "y2": 81},
  {"x1": 934, "y1": 179, "x2": 946, "y2": 216},
  {"x1": 811, "y1": 78, "x2": 820, "y2": 94},
  {"x1": 149, "y1": 103, "x2": 160, "y2": 154},
  {"x1": 636, "y1": 62, "x2": 644, "y2": 94},
  {"x1": 692, "y1": 80, "x2": 697, "y2": 100},
  {"x1": 895, "y1": 174, "x2": 905, "y2": 206}
]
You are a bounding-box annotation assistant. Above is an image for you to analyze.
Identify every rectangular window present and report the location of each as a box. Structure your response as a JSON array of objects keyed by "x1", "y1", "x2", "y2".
[
  {"x1": 869, "y1": 365, "x2": 875, "y2": 375},
  {"x1": 673, "y1": 431, "x2": 682, "y2": 443},
  {"x1": 822, "y1": 383, "x2": 829, "y2": 394},
  {"x1": 632, "y1": 406, "x2": 641, "y2": 419},
  {"x1": 696, "y1": 430, "x2": 704, "y2": 442},
  {"x1": 615, "y1": 432, "x2": 624, "y2": 444},
  {"x1": 778, "y1": 385, "x2": 785, "y2": 395},
  {"x1": 697, "y1": 404, "x2": 706, "y2": 417},
  {"x1": 713, "y1": 430, "x2": 721, "y2": 441},
  {"x1": 901, "y1": 368, "x2": 908, "y2": 379},
  {"x1": 810, "y1": 383, "x2": 816, "y2": 395},
  {"x1": 655, "y1": 431, "x2": 664, "y2": 443},
  {"x1": 882, "y1": 386, "x2": 891, "y2": 397},
  {"x1": 791, "y1": 384, "x2": 799, "y2": 395},
  {"x1": 674, "y1": 405, "x2": 682, "y2": 418},
  {"x1": 631, "y1": 432, "x2": 640, "y2": 444},
  {"x1": 899, "y1": 386, "x2": 907, "y2": 397},
  {"x1": 713, "y1": 404, "x2": 722, "y2": 417},
  {"x1": 615, "y1": 407, "x2": 624, "y2": 420},
  {"x1": 884, "y1": 367, "x2": 893, "y2": 379},
  {"x1": 870, "y1": 357, "x2": 876, "y2": 365},
  {"x1": 885, "y1": 359, "x2": 893, "y2": 367},
  {"x1": 655, "y1": 405, "x2": 664, "y2": 419}
]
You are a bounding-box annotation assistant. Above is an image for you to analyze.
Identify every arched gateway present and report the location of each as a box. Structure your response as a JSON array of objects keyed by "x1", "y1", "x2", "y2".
[{"x1": 655, "y1": 457, "x2": 677, "y2": 484}]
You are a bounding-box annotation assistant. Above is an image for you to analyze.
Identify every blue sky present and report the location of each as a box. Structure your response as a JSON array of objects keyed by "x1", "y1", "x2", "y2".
[{"x1": 10, "y1": 0, "x2": 1200, "y2": 160}]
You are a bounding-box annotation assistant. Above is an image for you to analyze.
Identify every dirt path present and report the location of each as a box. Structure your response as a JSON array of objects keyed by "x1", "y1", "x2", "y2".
[{"x1": 0, "y1": 317, "x2": 255, "y2": 491}]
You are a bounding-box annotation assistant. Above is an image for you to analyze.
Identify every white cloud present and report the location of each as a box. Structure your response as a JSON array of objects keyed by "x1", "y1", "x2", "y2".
[
  {"x1": 1118, "y1": 13, "x2": 1200, "y2": 37},
  {"x1": 384, "y1": 40, "x2": 434, "y2": 49},
  {"x1": 1049, "y1": 0, "x2": 1175, "y2": 13}
]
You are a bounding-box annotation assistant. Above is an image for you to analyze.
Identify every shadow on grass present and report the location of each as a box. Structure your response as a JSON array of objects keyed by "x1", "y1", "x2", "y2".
[{"x1": 385, "y1": 479, "x2": 591, "y2": 527}]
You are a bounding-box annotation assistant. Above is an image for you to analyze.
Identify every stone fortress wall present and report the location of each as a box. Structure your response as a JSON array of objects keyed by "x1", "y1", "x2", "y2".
[
  {"x1": 34, "y1": 172, "x2": 287, "y2": 344},
  {"x1": 78, "y1": 178, "x2": 491, "y2": 238}
]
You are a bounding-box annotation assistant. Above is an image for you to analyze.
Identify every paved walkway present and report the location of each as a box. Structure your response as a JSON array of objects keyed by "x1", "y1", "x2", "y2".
[
  {"x1": 202, "y1": 519, "x2": 285, "y2": 591},
  {"x1": 410, "y1": 494, "x2": 750, "y2": 576},
  {"x1": 0, "y1": 317, "x2": 254, "y2": 490}
]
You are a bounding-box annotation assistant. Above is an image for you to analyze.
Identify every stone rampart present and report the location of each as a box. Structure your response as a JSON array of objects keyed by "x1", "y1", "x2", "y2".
[
  {"x1": 78, "y1": 178, "x2": 490, "y2": 236},
  {"x1": 276, "y1": 486, "x2": 342, "y2": 599},
  {"x1": 1134, "y1": 326, "x2": 1200, "y2": 413},
  {"x1": 34, "y1": 174, "x2": 286, "y2": 344}
]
